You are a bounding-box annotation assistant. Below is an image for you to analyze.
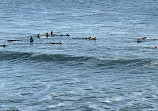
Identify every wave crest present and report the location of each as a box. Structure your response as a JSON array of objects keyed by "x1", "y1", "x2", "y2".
[{"x1": 0, "y1": 51, "x2": 153, "y2": 67}]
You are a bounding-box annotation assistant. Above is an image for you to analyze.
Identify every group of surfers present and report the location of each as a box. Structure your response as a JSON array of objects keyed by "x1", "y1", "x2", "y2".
[
  {"x1": 0, "y1": 30, "x2": 97, "y2": 47},
  {"x1": 2, "y1": 33, "x2": 158, "y2": 49},
  {"x1": 30, "y1": 30, "x2": 70, "y2": 43},
  {"x1": 136, "y1": 36, "x2": 158, "y2": 49}
]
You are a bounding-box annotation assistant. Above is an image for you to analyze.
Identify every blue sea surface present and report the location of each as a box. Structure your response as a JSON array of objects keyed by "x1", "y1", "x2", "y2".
[{"x1": 1, "y1": 0, "x2": 158, "y2": 110}]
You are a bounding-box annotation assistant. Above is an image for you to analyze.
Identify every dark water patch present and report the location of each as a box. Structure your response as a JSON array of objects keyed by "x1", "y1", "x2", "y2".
[
  {"x1": 20, "y1": 92, "x2": 34, "y2": 96},
  {"x1": 119, "y1": 102, "x2": 154, "y2": 111},
  {"x1": 30, "y1": 54, "x2": 153, "y2": 68},
  {"x1": 79, "y1": 105, "x2": 96, "y2": 111},
  {"x1": 96, "y1": 58, "x2": 151, "y2": 68},
  {"x1": 0, "y1": 51, "x2": 32, "y2": 61},
  {"x1": 0, "y1": 98, "x2": 25, "y2": 104},
  {"x1": 7, "y1": 107, "x2": 19, "y2": 111}
]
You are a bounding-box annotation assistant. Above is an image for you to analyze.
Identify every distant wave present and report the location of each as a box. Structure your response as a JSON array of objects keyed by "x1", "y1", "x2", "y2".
[
  {"x1": 0, "y1": 51, "x2": 32, "y2": 61},
  {"x1": 96, "y1": 57, "x2": 151, "y2": 68},
  {"x1": 0, "y1": 51, "x2": 91, "y2": 63},
  {"x1": 0, "y1": 51, "x2": 154, "y2": 67}
]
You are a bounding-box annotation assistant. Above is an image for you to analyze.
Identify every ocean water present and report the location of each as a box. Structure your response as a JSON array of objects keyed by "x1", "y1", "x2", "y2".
[{"x1": 1, "y1": 0, "x2": 158, "y2": 111}]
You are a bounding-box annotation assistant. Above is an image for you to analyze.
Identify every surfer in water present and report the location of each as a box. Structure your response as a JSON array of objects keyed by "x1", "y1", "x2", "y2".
[
  {"x1": 0, "y1": 43, "x2": 6, "y2": 47},
  {"x1": 136, "y1": 39, "x2": 142, "y2": 43},
  {"x1": 51, "y1": 30, "x2": 56, "y2": 36},
  {"x1": 50, "y1": 41, "x2": 62, "y2": 44},
  {"x1": 155, "y1": 46, "x2": 158, "y2": 49},
  {"x1": 141, "y1": 36, "x2": 147, "y2": 40},
  {"x1": 83, "y1": 36, "x2": 96, "y2": 40},
  {"x1": 7, "y1": 39, "x2": 21, "y2": 42},
  {"x1": 46, "y1": 32, "x2": 49, "y2": 37},
  {"x1": 37, "y1": 33, "x2": 40, "y2": 38},
  {"x1": 66, "y1": 33, "x2": 70, "y2": 36},
  {"x1": 30, "y1": 36, "x2": 34, "y2": 43},
  {"x1": 145, "y1": 46, "x2": 158, "y2": 49},
  {"x1": 60, "y1": 33, "x2": 70, "y2": 36},
  {"x1": 89, "y1": 37, "x2": 96, "y2": 40},
  {"x1": 136, "y1": 36, "x2": 147, "y2": 43},
  {"x1": 137, "y1": 36, "x2": 158, "y2": 43}
]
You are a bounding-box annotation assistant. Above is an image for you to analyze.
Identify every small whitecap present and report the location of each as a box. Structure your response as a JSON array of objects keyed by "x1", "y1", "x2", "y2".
[
  {"x1": 150, "y1": 60, "x2": 158, "y2": 65},
  {"x1": 41, "y1": 95, "x2": 52, "y2": 101},
  {"x1": 102, "y1": 99, "x2": 112, "y2": 104},
  {"x1": 47, "y1": 103, "x2": 65, "y2": 109},
  {"x1": 100, "y1": 25, "x2": 112, "y2": 27},
  {"x1": 51, "y1": 93, "x2": 58, "y2": 98},
  {"x1": 11, "y1": 93, "x2": 22, "y2": 97},
  {"x1": 88, "y1": 104, "x2": 98, "y2": 110},
  {"x1": 112, "y1": 57, "x2": 121, "y2": 61},
  {"x1": 102, "y1": 96, "x2": 124, "y2": 104},
  {"x1": 141, "y1": 97, "x2": 147, "y2": 101},
  {"x1": 31, "y1": 53, "x2": 42, "y2": 57},
  {"x1": 114, "y1": 96, "x2": 124, "y2": 101},
  {"x1": 47, "y1": 105, "x2": 56, "y2": 109},
  {"x1": 151, "y1": 85, "x2": 157, "y2": 89},
  {"x1": 97, "y1": 57, "x2": 106, "y2": 60},
  {"x1": 152, "y1": 95, "x2": 157, "y2": 98},
  {"x1": 133, "y1": 92, "x2": 143, "y2": 96}
]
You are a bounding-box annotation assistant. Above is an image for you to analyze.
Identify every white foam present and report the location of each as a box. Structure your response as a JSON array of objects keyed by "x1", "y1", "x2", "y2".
[
  {"x1": 103, "y1": 100, "x2": 112, "y2": 103},
  {"x1": 11, "y1": 93, "x2": 22, "y2": 98},
  {"x1": 31, "y1": 53, "x2": 42, "y2": 57},
  {"x1": 150, "y1": 60, "x2": 158, "y2": 66},
  {"x1": 47, "y1": 103, "x2": 65, "y2": 109},
  {"x1": 133, "y1": 92, "x2": 143, "y2": 96},
  {"x1": 152, "y1": 95, "x2": 157, "y2": 98},
  {"x1": 103, "y1": 96, "x2": 124, "y2": 104},
  {"x1": 41, "y1": 93, "x2": 58, "y2": 101},
  {"x1": 89, "y1": 104, "x2": 98, "y2": 109},
  {"x1": 112, "y1": 96, "x2": 124, "y2": 102},
  {"x1": 41, "y1": 95, "x2": 52, "y2": 101},
  {"x1": 47, "y1": 105, "x2": 56, "y2": 109}
]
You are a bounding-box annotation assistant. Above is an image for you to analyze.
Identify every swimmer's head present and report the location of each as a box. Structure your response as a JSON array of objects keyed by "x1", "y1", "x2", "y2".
[
  {"x1": 141, "y1": 36, "x2": 147, "y2": 40},
  {"x1": 155, "y1": 46, "x2": 158, "y2": 49}
]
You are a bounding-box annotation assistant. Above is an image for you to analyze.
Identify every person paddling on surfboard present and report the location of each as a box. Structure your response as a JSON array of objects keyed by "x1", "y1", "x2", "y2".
[
  {"x1": 51, "y1": 30, "x2": 55, "y2": 36},
  {"x1": 141, "y1": 36, "x2": 147, "y2": 40},
  {"x1": 155, "y1": 46, "x2": 158, "y2": 49},
  {"x1": 0, "y1": 43, "x2": 6, "y2": 47},
  {"x1": 7, "y1": 39, "x2": 21, "y2": 42},
  {"x1": 37, "y1": 33, "x2": 40, "y2": 38},
  {"x1": 50, "y1": 41, "x2": 62, "y2": 44},
  {"x1": 30, "y1": 36, "x2": 34, "y2": 43},
  {"x1": 46, "y1": 32, "x2": 49, "y2": 37}
]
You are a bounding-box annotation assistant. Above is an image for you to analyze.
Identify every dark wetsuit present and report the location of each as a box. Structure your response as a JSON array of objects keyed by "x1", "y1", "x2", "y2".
[
  {"x1": 50, "y1": 42, "x2": 62, "y2": 44},
  {"x1": 7, "y1": 39, "x2": 20, "y2": 42},
  {"x1": 30, "y1": 36, "x2": 34, "y2": 42},
  {"x1": 60, "y1": 34, "x2": 70, "y2": 36},
  {"x1": 0, "y1": 44, "x2": 6, "y2": 47},
  {"x1": 46, "y1": 32, "x2": 49, "y2": 36},
  {"x1": 37, "y1": 34, "x2": 40, "y2": 38}
]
